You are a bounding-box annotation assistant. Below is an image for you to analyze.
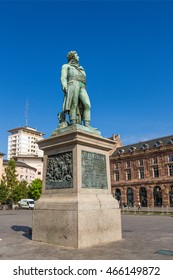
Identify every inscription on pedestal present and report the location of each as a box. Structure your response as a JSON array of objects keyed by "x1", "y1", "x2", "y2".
[
  {"x1": 82, "y1": 151, "x2": 108, "y2": 189},
  {"x1": 46, "y1": 151, "x2": 73, "y2": 189}
]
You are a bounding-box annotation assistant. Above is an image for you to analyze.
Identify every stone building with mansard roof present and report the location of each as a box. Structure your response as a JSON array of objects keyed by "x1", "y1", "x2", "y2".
[
  {"x1": 2, "y1": 159, "x2": 37, "y2": 185},
  {"x1": 110, "y1": 135, "x2": 173, "y2": 208}
]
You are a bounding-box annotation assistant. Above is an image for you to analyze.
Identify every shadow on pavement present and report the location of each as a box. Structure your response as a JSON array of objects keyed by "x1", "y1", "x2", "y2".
[{"x1": 11, "y1": 225, "x2": 32, "y2": 240}]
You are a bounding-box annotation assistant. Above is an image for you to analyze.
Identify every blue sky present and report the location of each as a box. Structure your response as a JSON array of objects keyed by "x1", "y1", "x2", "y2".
[{"x1": 0, "y1": 0, "x2": 173, "y2": 157}]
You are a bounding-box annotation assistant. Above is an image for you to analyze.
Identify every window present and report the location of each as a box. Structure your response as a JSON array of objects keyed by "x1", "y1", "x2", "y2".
[
  {"x1": 114, "y1": 171, "x2": 120, "y2": 181},
  {"x1": 168, "y1": 155, "x2": 173, "y2": 162},
  {"x1": 115, "y1": 189, "x2": 121, "y2": 201},
  {"x1": 127, "y1": 188, "x2": 134, "y2": 207},
  {"x1": 141, "y1": 143, "x2": 149, "y2": 150},
  {"x1": 139, "y1": 159, "x2": 143, "y2": 166},
  {"x1": 155, "y1": 140, "x2": 163, "y2": 147},
  {"x1": 153, "y1": 186, "x2": 162, "y2": 207},
  {"x1": 126, "y1": 169, "x2": 131, "y2": 180},
  {"x1": 153, "y1": 157, "x2": 158, "y2": 164},
  {"x1": 38, "y1": 171, "x2": 41, "y2": 175},
  {"x1": 117, "y1": 149, "x2": 124, "y2": 154},
  {"x1": 115, "y1": 163, "x2": 119, "y2": 170},
  {"x1": 168, "y1": 165, "x2": 173, "y2": 176},
  {"x1": 169, "y1": 138, "x2": 173, "y2": 144},
  {"x1": 153, "y1": 166, "x2": 159, "y2": 177},
  {"x1": 126, "y1": 161, "x2": 130, "y2": 168},
  {"x1": 129, "y1": 146, "x2": 136, "y2": 152},
  {"x1": 138, "y1": 168, "x2": 144, "y2": 179},
  {"x1": 139, "y1": 187, "x2": 147, "y2": 207}
]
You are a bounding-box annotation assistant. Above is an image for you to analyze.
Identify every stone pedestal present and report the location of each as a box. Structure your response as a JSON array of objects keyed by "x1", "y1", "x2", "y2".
[{"x1": 32, "y1": 126, "x2": 122, "y2": 248}]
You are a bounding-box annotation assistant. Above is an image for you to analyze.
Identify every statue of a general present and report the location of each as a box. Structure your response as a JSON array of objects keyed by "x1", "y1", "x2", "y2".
[{"x1": 60, "y1": 51, "x2": 91, "y2": 127}]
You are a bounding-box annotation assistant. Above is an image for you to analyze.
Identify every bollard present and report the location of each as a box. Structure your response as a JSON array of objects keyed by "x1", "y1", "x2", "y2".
[{"x1": 147, "y1": 206, "x2": 151, "y2": 215}]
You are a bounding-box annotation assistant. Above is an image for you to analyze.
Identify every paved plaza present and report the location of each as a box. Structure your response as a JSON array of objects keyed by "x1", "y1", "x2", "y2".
[{"x1": 0, "y1": 210, "x2": 173, "y2": 260}]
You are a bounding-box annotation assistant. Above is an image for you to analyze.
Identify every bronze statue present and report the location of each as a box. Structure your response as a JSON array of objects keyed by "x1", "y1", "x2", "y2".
[{"x1": 60, "y1": 51, "x2": 91, "y2": 126}]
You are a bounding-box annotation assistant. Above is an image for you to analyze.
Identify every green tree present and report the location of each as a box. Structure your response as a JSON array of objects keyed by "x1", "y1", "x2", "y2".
[
  {"x1": 1, "y1": 159, "x2": 19, "y2": 205},
  {"x1": 28, "y1": 179, "x2": 42, "y2": 200},
  {"x1": 0, "y1": 183, "x2": 8, "y2": 204},
  {"x1": 11, "y1": 180, "x2": 29, "y2": 204}
]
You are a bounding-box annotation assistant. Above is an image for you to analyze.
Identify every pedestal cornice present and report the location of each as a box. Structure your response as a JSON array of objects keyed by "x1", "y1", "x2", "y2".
[{"x1": 38, "y1": 126, "x2": 116, "y2": 152}]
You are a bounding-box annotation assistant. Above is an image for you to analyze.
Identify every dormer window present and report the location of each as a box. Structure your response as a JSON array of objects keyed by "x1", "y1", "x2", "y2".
[
  {"x1": 141, "y1": 143, "x2": 149, "y2": 150},
  {"x1": 168, "y1": 138, "x2": 173, "y2": 144},
  {"x1": 118, "y1": 149, "x2": 125, "y2": 155},
  {"x1": 129, "y1": 146, "x2": 136, "y2": 152},
  {"x1": 154, "y1": 140, "x2": 163, "y2": 147}
]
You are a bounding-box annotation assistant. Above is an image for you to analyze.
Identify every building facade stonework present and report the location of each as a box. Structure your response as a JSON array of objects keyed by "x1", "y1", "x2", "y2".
[
  {"x1": 13, "y1": 155, "x2": 43, "y2": 181},
  {"x1": 110, "y1": 135, "x2": 173, "y2": 208},
  {"x1": 3, "y1": 160, "x2": 37, "y2": 185}
]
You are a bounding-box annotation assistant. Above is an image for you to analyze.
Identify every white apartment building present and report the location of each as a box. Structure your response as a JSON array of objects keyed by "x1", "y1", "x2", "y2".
[
  {"x1": 8, "y1": 126, "x2": 44, "y2": 159},
  {"x1": 7, "y1": 126, "x2": 44, "y2": 181}
]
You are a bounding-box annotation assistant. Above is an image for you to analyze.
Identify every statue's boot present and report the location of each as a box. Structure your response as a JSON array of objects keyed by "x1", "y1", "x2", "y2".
[
  {"x1": 84, "y1": 121, "x2": 90, "y2": 127},
  {"x1": 70, "y1": 120, "x2": 77, "y2": 125},
  {"x1": 84, "y1": 121, "x2": 97, "y2": 130}
]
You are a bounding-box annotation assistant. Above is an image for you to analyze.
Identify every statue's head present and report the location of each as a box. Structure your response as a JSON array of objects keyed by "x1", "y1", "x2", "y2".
[{"x1": 67, "y1": 51, "x2": 79, "y2": 62}]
